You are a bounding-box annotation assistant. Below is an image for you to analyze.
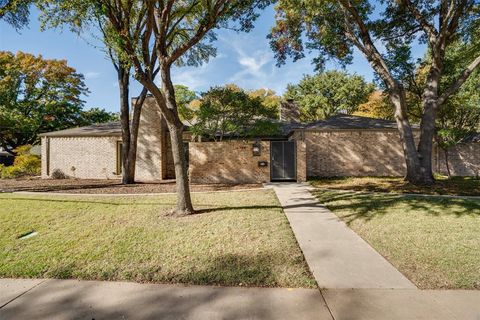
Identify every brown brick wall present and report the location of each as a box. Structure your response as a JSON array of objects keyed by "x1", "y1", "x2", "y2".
[
  {"x1": 189, "y1": 140, "x2": 271, "y2": 184},
  {"x1": 304, "y1": 130, "x2": 408, "y2": 177},
  {"x1": 296, "y1": 140, "x2": 307, "y2": 182},
  {"x1": 434, "y1": 143, "x2": 480, "y2": 177},
  {"x1": 42, "y1": 136, "x2": 121, "y2": 179}
]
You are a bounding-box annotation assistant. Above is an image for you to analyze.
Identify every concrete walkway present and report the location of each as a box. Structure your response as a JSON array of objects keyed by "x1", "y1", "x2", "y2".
[
  {"x1": 2, "y1": 278, "x2": 480, "y2": 320},
  {"x1": 270, "y1": 183, "x2": 415, "y2": 289},
  {"x1": 0, "y1": 278, "x2": 331, "y2": 320}
]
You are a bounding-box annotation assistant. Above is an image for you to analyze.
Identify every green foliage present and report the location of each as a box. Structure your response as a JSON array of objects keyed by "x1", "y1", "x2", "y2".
[
  {"x1": 353, "y1": 91, "x2": 395, "y2": 120},
  {"x1": 436, "y1": 42, "x2": 480, "y2": 150},
  {"x1": 0, "y1": 144, "x2": 40, "y2": 179},
  {"x1": 436, "y1": 102, "x2": 480, "y2": 150},
  {"x1": 191, "y1": 86, "x2": 280, "y2": 141},
  {"x1": 247, "y1": 88, "x2": 282, "y2": 118},
  {"x1": 78, "y1": 107, "x2": 119, "y2": 126},
  {"x1": 0, "y1": 51, "x2": 88, "y2": 153},
  {"x1": 0, "y1": 0, "x2": 33, "y2": 29},
  {"x1": 0, "y1": 51, "x2": 115, "y2": 153},
  {"x1": 175, "y1": 85, "x2": 198, "y2": 124},
  {"x1": 270, "y1": 1, "x2": 479, "y2": 73},
  {"x1": 285, "y1": 71, "x2": 374, "y2": 121}
]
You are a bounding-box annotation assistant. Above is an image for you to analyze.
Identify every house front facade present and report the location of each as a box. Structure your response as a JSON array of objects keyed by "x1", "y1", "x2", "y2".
[{"x1": 40, "y1": 97, "x2": 480, "y2": 183}]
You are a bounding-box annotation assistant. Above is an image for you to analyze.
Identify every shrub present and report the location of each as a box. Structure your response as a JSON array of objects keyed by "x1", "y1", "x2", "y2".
[
  {"x1": 51, "y1": 169, "x2": 68, "y2": 179},
  {"x1": 13, "y1": 154, "x2": 41, "y2": 176},
  {"x1": 1, "y1": 165, "x2": 25, "y2": 179},
  {"x1": 0, "y1": 145, "x2": 41, "y2": 179}
]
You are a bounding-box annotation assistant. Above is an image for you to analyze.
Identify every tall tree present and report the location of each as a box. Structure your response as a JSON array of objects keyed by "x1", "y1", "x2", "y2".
[
  {"x1": 40, "y1": 2, "x2": 157, "y2": 185},
  {"x1": 285, "y1": 71, "x2": 374, "y2": 121},
  {"x1": 270, "y1": 0, "x2": 480, "y2": 184},
  {"x1": 247, "y1": 88, "x2": 282, "y2": 117},
  {"x1": 0, "y1": 0, "x2": 32, "y2": 29},
  {"x1": 78, "y1": 107, "x2": 119, "y2": 126},
  {"x1": 58, "y1": 0, "x2": 271, "y2": 214},
  {"x1": 353, "y1": 91, "x2": 395, "y2": 120},
  {"x1": 191, "y1": 86, "x2": 279, "y2": 141},
  {"x1": 0, "y1": 51, "x2": 89, "y2": 154}
]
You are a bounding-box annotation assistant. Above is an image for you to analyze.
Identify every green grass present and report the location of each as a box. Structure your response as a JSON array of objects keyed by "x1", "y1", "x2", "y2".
[
  {"x1": 312, "y1": 189, "x2": 480, "y2": 289},
  {"x1": 310, "y1": 176, "x2": 480, "y2": 196},
  {"x1": 0, "y1": 190, "x2": 315, "y2": 288}
]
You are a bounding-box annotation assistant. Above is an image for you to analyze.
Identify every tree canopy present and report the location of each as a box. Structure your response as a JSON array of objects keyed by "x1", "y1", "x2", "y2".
[
  {"x1": 190, "y1": 86, "x2": 279, "y2": 141},
  {"x1": 0, "y1": 51, "x2": 115, "y2": 154},
  {"x1": 270, "y1": 0, "x2": 480, "y2": 184},
  {"x1": 175, "y1": 85, "x2": 198, "y2": 124},
  {"x1": 285, "y1": 71, "x2": 374, "y2": 121},
  {"x1": 0, "y1": 0, "x2": 32, "y2": 29},
  {"x1": 48, "y1": 0, "x2": 274, "y2": 213}
]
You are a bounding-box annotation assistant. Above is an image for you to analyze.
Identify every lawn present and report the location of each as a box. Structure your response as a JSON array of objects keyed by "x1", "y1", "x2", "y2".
[
  {"x1": 310, "y1": 176, "x2": 480, "y2": 196},
  {"x1": 0, "y1": 190, "x2": 315, "y2": 288},
  {"x1": 312, "y1": 189, "x2": 480, "y2": 289}
]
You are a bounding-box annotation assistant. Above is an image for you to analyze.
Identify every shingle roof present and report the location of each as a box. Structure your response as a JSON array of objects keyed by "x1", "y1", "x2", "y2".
[
  {"x1": 39, "y1": 122, "x2": 122, "y2": 137},
  {"x1": 302, "y1": 114, "x2": 418, "y2": 130},
  {"x1": 39, "y1": 115, "x2": 424, "y2": 138},
  {"x1": 39, "y1": 120, "x2": 191, "y2": 137}
]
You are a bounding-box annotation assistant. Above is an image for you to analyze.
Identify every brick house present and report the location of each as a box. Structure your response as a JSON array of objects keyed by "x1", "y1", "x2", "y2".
[{"x1": 40, "y1": 97, "x2": 480, "y2": 183}]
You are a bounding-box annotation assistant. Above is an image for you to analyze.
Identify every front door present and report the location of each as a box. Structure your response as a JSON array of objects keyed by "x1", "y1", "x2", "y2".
[{"x1": 271, "y1": 141, "x2": 296, "y2": 181}]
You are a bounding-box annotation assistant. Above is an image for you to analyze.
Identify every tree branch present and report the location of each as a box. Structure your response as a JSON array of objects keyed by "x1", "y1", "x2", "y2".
[
  {"x1": 438, "y1": 54, "x2": 480, "y2": 105},
  {"x1": 398, "y1": 0, "x2": 438, "y2": 44}
]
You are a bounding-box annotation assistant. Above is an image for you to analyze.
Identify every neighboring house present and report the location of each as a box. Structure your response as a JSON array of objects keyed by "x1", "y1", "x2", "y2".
[{"x1": 39, "y1": 97, "x2": 480, "y2": 183}]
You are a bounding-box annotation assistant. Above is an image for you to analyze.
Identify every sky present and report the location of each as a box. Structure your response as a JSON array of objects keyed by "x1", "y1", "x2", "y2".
[{"x1": 0, "y1": 5, "x2": 425, "y2": 113}]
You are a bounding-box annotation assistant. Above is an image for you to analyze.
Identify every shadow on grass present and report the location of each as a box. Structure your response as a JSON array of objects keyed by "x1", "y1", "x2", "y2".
[
  {"x1": 312, "y1": 189, "x2": 480, "y2": 225},
  {"x1": 194, "y1": 205, "x2": 282, "y2": 214},
  {"x1": 309, "y1": 176, "x2": 480, "y2": 196},
  {"x1": 2, "y1": 197, "x2": 174, "y2": 206},
  {"x1": 37, "y1": 253, "x2": 280, "y2": 287},
  {"x1": 2, "y1": 197, "x2": 282, "y2": 215}
]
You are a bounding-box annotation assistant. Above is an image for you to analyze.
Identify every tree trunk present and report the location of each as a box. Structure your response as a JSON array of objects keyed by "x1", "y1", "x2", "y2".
[
  {"x1": 160, "y1": 64, "x2": 194, "y2": 214},
  {"x1": 167, "y1": 121, "x2": 194, "y2": 214},
  {"x1": 416, "y1": 100, "x2": 437, "y2": 184},
  {"x1": 387, "y1": 85, "x2": 424, "y2": 183},
  {"x1": 133, "y1": 61, "x2": 194, "y2": 214},
  {"x1": 443, "y1": 148, "x2": 451, "y2": 177},
  {"x1": 125, "y1": 88, "x2": 148, "y2": 185},
  {"x1": 118, "y1": 66, "x2": 135, "y2": 184},
  {"x1": 416, "y1": 62, "x2": 443, "y2": 185}
]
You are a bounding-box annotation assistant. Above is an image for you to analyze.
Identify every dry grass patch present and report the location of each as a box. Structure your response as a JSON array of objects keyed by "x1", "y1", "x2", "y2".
[
  {"x1": 0, "y1": 190, "x2": 315, "y2": 288},
  {"x1": 310, "y1": 176, "x2": 480, "y2": 196},
  {"x1": 313, "y1": 189, "x2": 480, "y2": 289}
]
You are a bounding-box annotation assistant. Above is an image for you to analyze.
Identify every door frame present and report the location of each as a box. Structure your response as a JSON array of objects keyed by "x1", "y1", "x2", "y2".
[{"x1": 270, "y1": 140, "x2": 297, "y2": 182}]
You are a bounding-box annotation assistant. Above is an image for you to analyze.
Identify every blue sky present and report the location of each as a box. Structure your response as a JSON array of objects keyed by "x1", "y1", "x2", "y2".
[{"x1": 0, "y1": 5, "x2": 424, "y2": 113}]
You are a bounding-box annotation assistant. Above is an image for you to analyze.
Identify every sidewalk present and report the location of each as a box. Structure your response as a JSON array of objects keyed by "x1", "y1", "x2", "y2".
[
  {"x1": 270, "y1": 183, "x2": 415, "y2": 289},
  {"x1": 269, "y1": 182, "x2": 480, "y2": 320},
  {"x1": 0, "y1": 278, "x2": 331, "y2": 320},
  {"x1": 2, "y1": 279, "x2": 480, "y2": 320}
]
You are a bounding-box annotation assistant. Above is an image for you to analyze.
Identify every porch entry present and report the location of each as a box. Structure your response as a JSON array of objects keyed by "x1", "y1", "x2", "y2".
[{"x1": 270, "y1": 141, "x2": 296, "y2": 181}]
